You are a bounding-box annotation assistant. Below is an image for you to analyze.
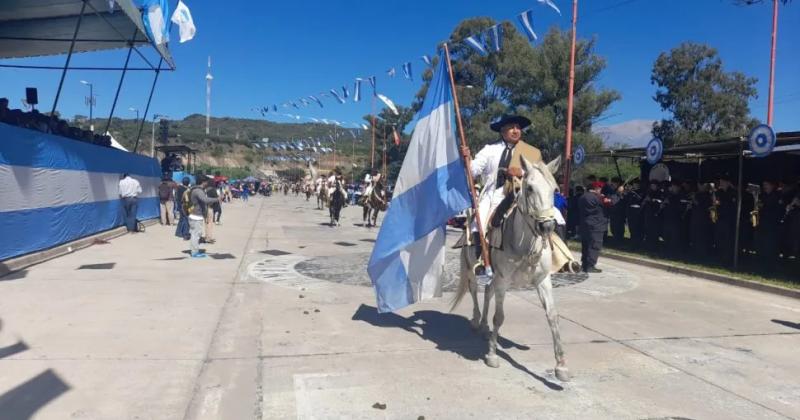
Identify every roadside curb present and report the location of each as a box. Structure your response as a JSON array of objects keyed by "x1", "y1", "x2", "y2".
[
  {"x1": 0, "y1": 219, "x2": 159, "y2": 278},
  {"x1": 567, "y1": 244, "x2": 800, "y2": 300}
]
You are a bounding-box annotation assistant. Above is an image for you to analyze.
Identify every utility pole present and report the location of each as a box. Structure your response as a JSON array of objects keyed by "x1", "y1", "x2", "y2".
[{"x1": 206, "y1": 56, "x2": 213, "y2": 135}]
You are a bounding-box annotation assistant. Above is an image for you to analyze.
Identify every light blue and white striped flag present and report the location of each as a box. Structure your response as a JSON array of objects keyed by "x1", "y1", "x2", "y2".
[
  {"x1": 518, "y1": 10, "x2": 538, "y2": 42},
  {"x1": 421, "y1": 55, "x2": 432, "y2": 66},
  {"x1": 487, "y1": 24, "x2": 503, "y2": 52},
  {"x1": 402, "y1": 62, "x2": 413, "y2": 81},
  {"x1": 464, "y1": 35, "x2": 488, "y2": 57},
  {"x1": 354, "y1": 78, "x2": 362, "y2": 102},
  {"x1": 367, "y1": 49, "x2": 472, "y2": 313}
]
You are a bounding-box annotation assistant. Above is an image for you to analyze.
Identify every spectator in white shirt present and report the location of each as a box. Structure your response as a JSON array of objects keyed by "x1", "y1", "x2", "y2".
[{"x1": 118, "y1": 173, "x2": 142, "y2": 232}]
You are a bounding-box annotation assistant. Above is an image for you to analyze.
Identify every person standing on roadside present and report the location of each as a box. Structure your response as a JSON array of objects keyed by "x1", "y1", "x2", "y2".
[
  {"x1": 578, "y1": 182, "x2": 608, "y2": 273},
  {"x1": 118, "y1": 173, "x2": 142, "y2": 233},
  {"x1": 158, "y1": 176, "x2": 177, "y2": 226},
  {"x1": 188, "y1": 177, "x2": 220, "y2": 258}
]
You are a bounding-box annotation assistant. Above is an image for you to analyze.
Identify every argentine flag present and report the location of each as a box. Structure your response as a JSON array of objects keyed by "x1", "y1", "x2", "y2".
[{"x1": 367, "y1": 50, "x2": 472, "y2": 313}]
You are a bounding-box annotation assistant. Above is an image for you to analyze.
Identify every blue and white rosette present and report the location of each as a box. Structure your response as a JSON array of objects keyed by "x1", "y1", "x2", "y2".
[
  {"x1": 573, "y1": 145, "x2": 585, "y2": 166},
  {"x1": 646, "y1": 137, "x2": 663, "y2": 165},
  {"x1": 748, "y1": 124, "x2": 776, "y2": 158}
]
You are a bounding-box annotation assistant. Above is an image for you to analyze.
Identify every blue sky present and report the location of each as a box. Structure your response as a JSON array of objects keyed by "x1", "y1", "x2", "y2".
[{"x1": 1, "y1": 0, "x2": 798, "y2": 134}]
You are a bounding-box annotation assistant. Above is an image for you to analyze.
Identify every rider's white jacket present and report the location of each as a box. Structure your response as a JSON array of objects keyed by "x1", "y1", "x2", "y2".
[{"x1": 470, "y1": 141, "x2": 512, "y2": 233}]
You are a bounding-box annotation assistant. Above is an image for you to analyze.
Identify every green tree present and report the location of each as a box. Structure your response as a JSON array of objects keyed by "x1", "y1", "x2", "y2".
[
  {"x1": 651, "y1": 42, "x2": 759, "y2": 147},
  {"x1": 414, "y1": 21, "x2": 619, "y2": 160}
]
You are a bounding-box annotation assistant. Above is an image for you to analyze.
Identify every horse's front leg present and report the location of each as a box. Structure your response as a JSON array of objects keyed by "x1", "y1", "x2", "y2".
[
  {"x1": 536, "y1": 272, "x2": 570, "y2": 381},
  {"x1": 486, "y1": 285, "x2": 507, "y2": 368},
  {"x1": 479, "y1": 282, "x2": 492, "y2": 339}
]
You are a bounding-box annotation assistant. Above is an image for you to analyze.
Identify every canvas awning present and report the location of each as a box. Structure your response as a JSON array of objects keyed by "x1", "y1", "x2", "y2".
[
  {"x1": 0, "y1": 0, "x2": 175, "y2": 69},
  {"x1": 587, "y1": 131, "x2": 800, "y2": 160}
]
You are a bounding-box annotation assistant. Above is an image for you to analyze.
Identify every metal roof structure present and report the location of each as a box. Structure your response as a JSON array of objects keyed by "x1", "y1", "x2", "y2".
[{"x1": 0, "y1": 0, "x2": 174, "y2": 69}]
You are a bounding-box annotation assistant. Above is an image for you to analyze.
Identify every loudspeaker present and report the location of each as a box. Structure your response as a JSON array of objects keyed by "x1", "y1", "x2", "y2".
[{"x1": 25, "y1": 87, "x2": 38, "y2": 105}]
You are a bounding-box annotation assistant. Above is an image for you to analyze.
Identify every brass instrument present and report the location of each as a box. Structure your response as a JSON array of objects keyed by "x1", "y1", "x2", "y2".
[{"x1": 746, "y1": 183, "x2": 761, "y2": 228}]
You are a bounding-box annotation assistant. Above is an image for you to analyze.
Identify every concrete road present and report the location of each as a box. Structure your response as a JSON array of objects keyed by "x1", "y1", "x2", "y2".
[{"x1": 0, "y1": 194, "x2": 798, "y2": 420}]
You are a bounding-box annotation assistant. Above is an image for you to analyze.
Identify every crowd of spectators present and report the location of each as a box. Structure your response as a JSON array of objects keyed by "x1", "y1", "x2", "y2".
[{"x1": 0, "y1": 97, "x2": 113, "y2": 148}]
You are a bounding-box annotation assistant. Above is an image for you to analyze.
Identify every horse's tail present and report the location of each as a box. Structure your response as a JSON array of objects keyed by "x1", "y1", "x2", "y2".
[{"x1": 450, "y1": 249, "x2": 469, "y2": 312}]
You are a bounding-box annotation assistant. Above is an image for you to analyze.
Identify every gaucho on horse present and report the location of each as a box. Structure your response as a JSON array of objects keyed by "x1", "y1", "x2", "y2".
[
  {"x1": 359, "y1": 169, "x2": 387, "y2": 227},
  {"x1": 452, "y1": 114, "x2": 577, "y2": 382}
]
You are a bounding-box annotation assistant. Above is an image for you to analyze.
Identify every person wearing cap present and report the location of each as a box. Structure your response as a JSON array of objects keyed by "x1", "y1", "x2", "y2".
[
  {"x1": 461, "y1": 114, "x2": 541, "y2": 238},
  {"x1": 578, "y1": 181, "x2": 608, "y2": 273}
]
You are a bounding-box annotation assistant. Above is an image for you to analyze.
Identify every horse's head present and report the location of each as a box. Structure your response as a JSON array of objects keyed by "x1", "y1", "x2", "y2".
[{"x1": 518, "y1": 156, "x2": 561, "y2": 235}]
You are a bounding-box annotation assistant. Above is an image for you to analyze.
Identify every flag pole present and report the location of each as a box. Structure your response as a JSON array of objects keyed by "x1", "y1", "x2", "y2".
[
  {"x1": 371, "y1": 96, "x2": 377, "y2": 170},
  {"x1": 767, "y1": 0, "x2": 779, "y2": 126},
  {"x1": 562, "y1": 0, "x2": 579, "y2": 195},
  {"x1": 443, "y1": 42, "x2": 491, "y2": 273}
]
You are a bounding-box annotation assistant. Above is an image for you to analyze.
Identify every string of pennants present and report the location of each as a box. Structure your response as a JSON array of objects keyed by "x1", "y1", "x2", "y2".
[{"x1": 255, "y1": 0, "x2": 562, "y2": 119}]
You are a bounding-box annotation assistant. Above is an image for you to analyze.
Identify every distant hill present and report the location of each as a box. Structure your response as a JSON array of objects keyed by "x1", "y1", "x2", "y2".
[{"x1": 70, "y1": 114, "x2": 389, "y2": 174}]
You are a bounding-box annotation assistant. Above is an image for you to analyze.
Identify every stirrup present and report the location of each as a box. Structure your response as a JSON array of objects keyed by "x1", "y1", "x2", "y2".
[{"x1": 472, "y1": 262, "x2": 494, "y2": 286}]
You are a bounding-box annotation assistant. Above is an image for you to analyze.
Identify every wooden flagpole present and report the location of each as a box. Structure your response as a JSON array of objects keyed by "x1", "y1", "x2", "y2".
[{"x1": 443, "y1": 43, "x2": 491, "y2": 274}]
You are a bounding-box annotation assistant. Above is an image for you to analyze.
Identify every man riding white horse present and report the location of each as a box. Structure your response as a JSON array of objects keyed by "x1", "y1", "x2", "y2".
[
  {"x1": 456, "y1": 113, "x2": 573, "y2": 381},
  {"x1": 462, "y1": 114, "x2": 542, "y2": 260}
]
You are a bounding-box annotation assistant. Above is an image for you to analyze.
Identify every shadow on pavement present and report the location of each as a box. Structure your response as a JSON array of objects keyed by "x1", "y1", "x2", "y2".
[
  {"x1": 351, "y1": 304, "x2": 562, "y2": 391},
  {"x1": 771, "y1": 319, "x2": 800, "y2": 331},
  {"x1": 0, "y1": 320, "x2": 71, "y2": 418},
  {"x1": 0, "y1": 269, "x2": 28, "y2": 281},
  {"x1": 0, "y1": 369, "x2": 70, "y2": 420}
]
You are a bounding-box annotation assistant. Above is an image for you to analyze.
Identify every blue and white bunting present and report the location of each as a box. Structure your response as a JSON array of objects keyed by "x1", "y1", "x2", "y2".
[
  {"x1": 330, "y1": 89, "x2": 346, "y2": 104},
  {"x1": 517, "y1": 10, "x2": 538, "y2": 42},
  {"x1": 272, "y1": 105, "x2": 278, "y2": 112},
  {"x1": 402, "y1": 62, "x2": 413, "y2": 81},
  {"x1": 487, "y1": 24, "x2": 503, "y2": 52},
  {"x1": 464, "y1": 35, "x2": 489, "y2": 57},
  {"x1": 308, "y1": 95, "x2": 324, "y2": 108},
  {"x1": 354, "y1": 78, "x2": 362, "y2": 102},
  {"x1": 387, "y1": 68, "x2": 396, "y2": 77},
  {"x1": 342, "y1": 86, "x2": 349, "y2": 99},
  {"x1": 538, "y1": 0, "x2": 561, "y2": 15},
  {"x1": 421, "y1": 55, "x2": 432, "y2": 66},
  {"x1": 367, "y1": 49, "x2": 471, "y2": 313},
  {"x1": 368, "y1": 76, "x2": 377, "y2": 96}
]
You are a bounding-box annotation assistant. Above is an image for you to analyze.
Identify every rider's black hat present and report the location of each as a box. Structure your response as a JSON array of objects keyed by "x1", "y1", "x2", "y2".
[{"x1": 490, "y1": 114, "x2": 532, "y2": 133}]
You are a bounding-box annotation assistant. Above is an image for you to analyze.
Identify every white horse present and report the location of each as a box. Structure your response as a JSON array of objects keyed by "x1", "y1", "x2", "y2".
[{"x1": 452, "y1": 157, "x2": 569, "y2": 382}]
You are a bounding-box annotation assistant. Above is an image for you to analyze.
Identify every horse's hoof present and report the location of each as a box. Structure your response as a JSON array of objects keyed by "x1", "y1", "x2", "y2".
[
  {"x1": 555, "y1": 366, "x2": 571, "y2": 382},
  {"x1": 485, "y1": 355, "x2": 500, "y2": 368}
]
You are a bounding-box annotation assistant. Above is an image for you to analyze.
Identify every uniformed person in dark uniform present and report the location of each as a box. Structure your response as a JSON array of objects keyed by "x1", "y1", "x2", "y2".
[
  {"x1": 755, "y1": 180, "x2": 783, "y2": 262},
  {"x1": 625, "y1": 179, "x2": 644, "y2": 246},
  {"x1": 662, "y1": 180, "x2": 685, "y2": 255},
  {"x1": 578, "y1": 181, "x2": 608, "y2": 273},
  {"x1": 689, "y1": 182, "x2": 714, "y2": 259},
  {"x1": 642, "y1": 180, "x2": 664, "y2": 251},
  {"x1": 714, "y1": 174, "x2": 738, "y2": 264},
  {"x1": 608, "y1": 177, "x2": 627, "y2": 245}
]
